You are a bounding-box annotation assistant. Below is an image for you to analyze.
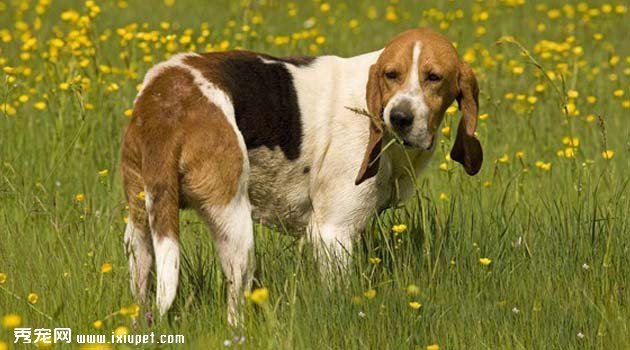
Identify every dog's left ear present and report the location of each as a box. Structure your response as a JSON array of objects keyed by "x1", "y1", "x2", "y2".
[
  {"x1": 451, "y1": 62, "x2": 483, "y2": 175},
  {"x1": 356, "y1": 64, "x2": 383, "y2": 185}
]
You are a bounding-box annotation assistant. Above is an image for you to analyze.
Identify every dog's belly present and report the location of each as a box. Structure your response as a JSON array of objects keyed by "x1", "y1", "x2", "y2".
[{"x1": 247, "y1": 148, "x2": 312, "y2": 233}]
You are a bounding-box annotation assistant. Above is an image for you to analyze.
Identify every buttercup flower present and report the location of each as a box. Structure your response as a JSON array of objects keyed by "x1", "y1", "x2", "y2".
[
  {"x1": 479, "y1": 258, "x2": 492, "y2": 266},
  {"x1": 392, "y1": 224, "x2": 407, "y2": 234},
  {"x1": 2, "y1": 313, "x2": 21, "y2": 329},
  {"x1": 246, "y1": 287, "x2": 269, "y2": 305},
  {"x1": 602, "y1": 150, "x2": 614, "y2": 160},
  {"x1": 101, "y1": 263, "x2": 113, "y2": 273},
  {"x1": 408, "y1": 301, "x2": 422, "y2": 310},
  {"x1": 363, "y1": 289, "x2": 377, "y2": 299},
  {"x1": 28, "y1": 293, "x2": 38, "y2": 304}
]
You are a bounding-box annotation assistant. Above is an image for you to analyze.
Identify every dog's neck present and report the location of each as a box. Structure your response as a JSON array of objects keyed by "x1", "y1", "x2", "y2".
[{"x1": 337, "y1": 49, "x2": 383, "y2": 112}]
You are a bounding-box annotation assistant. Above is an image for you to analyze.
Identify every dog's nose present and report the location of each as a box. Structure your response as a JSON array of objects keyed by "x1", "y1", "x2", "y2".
[{"x1": 390, "y1": 109, "x2": 413, "y2": 131}]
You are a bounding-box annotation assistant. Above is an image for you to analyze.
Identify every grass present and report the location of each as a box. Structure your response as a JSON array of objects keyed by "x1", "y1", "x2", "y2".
[{"x1": 0, "y1": 0, "x2": 628, "y2": 348}]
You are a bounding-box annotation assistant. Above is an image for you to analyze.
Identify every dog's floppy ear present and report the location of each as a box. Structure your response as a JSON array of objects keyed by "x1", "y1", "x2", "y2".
[
  {"x1": 355, "y1": 64, "x2": 384, "y2": 185},
  {"x1": 451, "y1": 62, "x2": 483, "y2": 175}
]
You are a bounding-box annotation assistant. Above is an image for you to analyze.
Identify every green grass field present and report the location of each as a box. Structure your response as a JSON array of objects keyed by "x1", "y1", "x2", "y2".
[{"x1": 1, "y1": 0, "x2": 629, "y2": 348}]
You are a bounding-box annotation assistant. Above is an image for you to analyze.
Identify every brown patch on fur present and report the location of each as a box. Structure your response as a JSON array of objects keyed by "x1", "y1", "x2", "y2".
[
  {"x1": 121, "y1": 65, "x2": 243, "y2": 239},
  {"x1": 178, "y1": 97, "x2": 243, "y2": 210},
  {"x1": 121, "y1": 124, "x2": 149, "y2": 233},
  {"x1": 451, "y1": 62, "x2": 483, "y2": 174}
]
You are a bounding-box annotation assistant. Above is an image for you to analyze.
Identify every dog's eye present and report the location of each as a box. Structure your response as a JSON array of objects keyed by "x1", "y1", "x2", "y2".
[
  {"x1": 427, "y1": 73, "x2": 441, "y2": 82},
  {"x1": 384, "y1": 70, "x2": 399, "y2": 81}
]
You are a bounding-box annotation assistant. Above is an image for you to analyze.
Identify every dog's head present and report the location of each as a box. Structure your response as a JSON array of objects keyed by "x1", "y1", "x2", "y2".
[{"x1": 356, "y1": 28, "x2": 483, "y2": 185}]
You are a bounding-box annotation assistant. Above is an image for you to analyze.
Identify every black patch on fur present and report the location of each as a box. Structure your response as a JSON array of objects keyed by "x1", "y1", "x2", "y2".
[
  {"x1": 191, "y1": 52, "x2": 314, "y2": 161},
  {"x1": 303, "y1": 166, "x2": 311, "y2": 174}
]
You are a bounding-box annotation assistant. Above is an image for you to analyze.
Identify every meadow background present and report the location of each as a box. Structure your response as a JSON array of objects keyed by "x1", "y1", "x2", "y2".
[{"x1": 1, "y1": 0, "x2": 629, "y2": 349}]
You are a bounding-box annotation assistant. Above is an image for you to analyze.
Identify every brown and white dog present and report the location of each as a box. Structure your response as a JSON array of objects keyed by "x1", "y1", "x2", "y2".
[{"x1": 121, "y1": 28, "x2": 482, "y2": 325}]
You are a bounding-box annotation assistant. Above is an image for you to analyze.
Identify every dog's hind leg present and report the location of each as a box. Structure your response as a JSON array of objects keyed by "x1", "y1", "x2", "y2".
[
  {"x1": 181, "y1": 131, "x2": 254, "y2": 326},
  {"x1": 122, "y1": 132, "x2": 154, "y2": 304},
  {"x1": 178, "y1": 99, "x2": 253, "y2": 327},
  {"x1": 198, "y1": 193, "x2": 254, "y2": 327},
  {"x1": 134, "y1": 124, "x2": 182, "y2": 317},
  {"x1": 144, "y1": 160, "x2": 181, "y2": 317},
  {"x1": 124, "y1": 219, "x2": 153, "y2": 303}
]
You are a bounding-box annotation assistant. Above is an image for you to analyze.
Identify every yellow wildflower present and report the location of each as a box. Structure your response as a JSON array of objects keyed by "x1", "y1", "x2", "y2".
[
  {"x1": 0, "y1": 273, "x2": 6, "y2": 284},
  {"x1": 128, "y1": 303, "x2": 140, "y2": 318},
  {"x1": 93, "y1": 320, "x2": 103, "y2": 329},
  {"x1": 75, "y1": 193, "x2": 85, "y2": 202},
  {"x1": 369, "y1": 257, "x2": 381, "y2": 265},
  {"x1": 114, "y1": 326, "x2": 129, "y2": 337},
  {"x1": 535, "y1": 161, "x2": 552, "y2": 171},
  {"x1": 1, "y1": 104, "x2": 17, "y2": 116},
  {"x1": 27, "y1": 293, "x2": 38, "y2": 304},
  {"x1": 247, "y1": 287, "x2": 269, "y2": 305},
  {"x1": 565, "y1": 102, "x2": 578, "y2": 116},
  {"x1": 121, "y1": 306, "x2": 132, "y2": 317},
  {"x1": 479, "y1": 257, "x2": 492, "y2": 266},
  {"x1": 392, "y1": 224, "x2": 407, "y2": 234},
  {"x1": 98, "y1": 169, "x2": 109, "y2": 177},
  {"x1": 107, "y1": 83, "x2": 119, "y2": 92},
  {"x1": 2, "y1": 313, "x2": 21, "y2": 329},
  {"x1": 363, "y1": 289, "x2": 377, "y2": 299},
  {"x1": 408, "y1": 301, "x2": 422, "y2": 310},
  {"x1": 601, "y1": 150, "x2": 614, "y2": 160},
  {"x1": 564, "y1": 148, "x2": 576, "y2": 159},
  {"x1": 101, "y1": 263, "x2": 113, "y2": 273},
  {"x1": 562, "y1": 137, "x2": 579, "y2": 147}
]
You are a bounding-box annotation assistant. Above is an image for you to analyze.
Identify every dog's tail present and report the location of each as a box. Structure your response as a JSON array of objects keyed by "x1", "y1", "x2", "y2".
[{"x1": 121, "y1": 105, "x2": 182, "y2": 316}]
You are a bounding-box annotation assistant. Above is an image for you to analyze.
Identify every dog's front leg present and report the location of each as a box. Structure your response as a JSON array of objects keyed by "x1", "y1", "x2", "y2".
[
  {"x1": 307, "y1": 221, "x2": 356, "y2": 274},
  {"x1": 307, "y1": 177, "x2": 379, "y2": 275}
]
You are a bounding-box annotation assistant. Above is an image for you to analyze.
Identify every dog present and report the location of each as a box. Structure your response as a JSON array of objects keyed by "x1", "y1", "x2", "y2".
[{"x1": 121, "y1": 28, "x2": 483, "y2": 325}]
